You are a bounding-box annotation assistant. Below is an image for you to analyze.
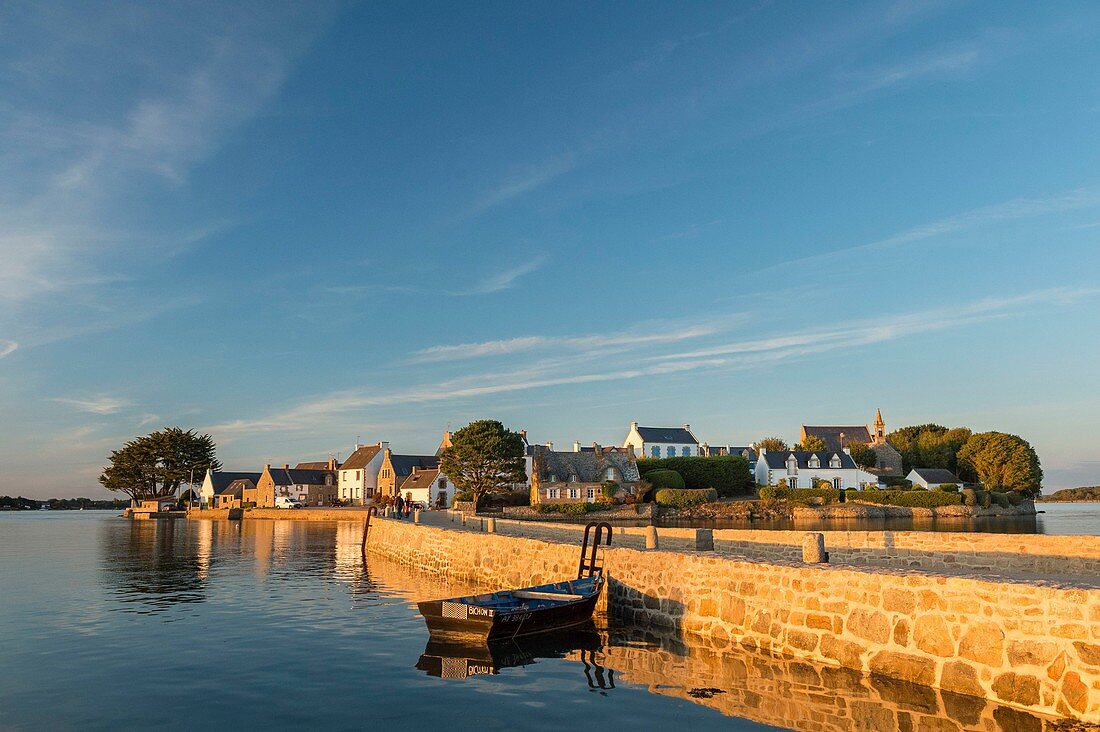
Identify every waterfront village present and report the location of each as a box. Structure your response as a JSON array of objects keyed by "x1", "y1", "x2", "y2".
[{"x1": 168, "y1": 409, "x2": 1030, "y2": 520}]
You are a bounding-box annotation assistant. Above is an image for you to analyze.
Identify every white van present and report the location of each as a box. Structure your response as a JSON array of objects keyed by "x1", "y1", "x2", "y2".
[{"x1": 275, "y1": 497, "x2": 304, "y2": 509}]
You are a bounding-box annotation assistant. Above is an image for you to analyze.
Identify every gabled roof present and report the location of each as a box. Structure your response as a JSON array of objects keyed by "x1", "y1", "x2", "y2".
[
  {"x1": 634, "y1": 426, "x2": 698, "y2": 444},
  {"x1": 339, "y1": 445, "x2": 382, "y2": 471},
  {"x1": 388, "y1": 455, "x2": 439, "y2": 477},
  {"x1": 208, "y1": 471, "x2": 262, "y2": 494},
  {"x1": 267, "y1": 467, "x2": 331, "y2": 486},
  {"x1": 399, "y1": 468, "x2": 440, "y2": 492},
  {"x1": 704, "y1": 445, "x2": 757, "y2": 460},
  {"x1": 761, "y1": 451, "x2": 858, "y2": 470},
  {"x1": 801, "y1": 426, "x2": 873, "y2": 451},
  {"x1": 223, "y1": 479, "x2": 253, "y2": 498},
  {"x1": 910, "y1": 468, "x2": 960, "y2": 484},
  {"x1": 295, "y1": 461, "x2": 336, "y2": 470},
  {"x1": 534, "y1": 446, "x2": 641, "y2": 483}
]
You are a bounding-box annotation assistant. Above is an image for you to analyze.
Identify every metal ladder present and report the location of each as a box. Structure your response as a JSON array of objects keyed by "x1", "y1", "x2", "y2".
[
  {"x1": 360, "y1": 506, "x2": 377, "y2": 557},
  {"x1": 578, "y1": 521, "x2": 613, "y2": 578}
]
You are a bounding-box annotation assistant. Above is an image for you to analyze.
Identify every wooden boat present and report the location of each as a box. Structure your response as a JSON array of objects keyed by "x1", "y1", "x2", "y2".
[{"x1": 417, "y1": 521, "x2": 612, "y2": 640}]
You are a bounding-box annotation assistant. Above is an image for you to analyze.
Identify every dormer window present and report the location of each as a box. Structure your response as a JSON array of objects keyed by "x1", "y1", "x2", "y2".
[
  {"x1": 605, "y1": 467, "x2": 615, "y2": 480},
  {"x1": 786, "y1": 456, "x2": 798, "y2": 475},
  {"x1": 549, "y1": 473, "x2": 558, "y2": 483},
  {"x1": 829, "y1": 455, "x2": 842, "y2": 469},
  {"x1": 808, "y1": 455, "x2": 820, "y2": 469},
  {"x1": 569, "y1": 474, "x2": 578, "y2": 482}
]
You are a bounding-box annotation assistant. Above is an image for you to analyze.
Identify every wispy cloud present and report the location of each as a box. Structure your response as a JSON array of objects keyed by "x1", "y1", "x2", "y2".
[
  {"x1": 0, "y1": 341, "x2": 17, "y2": 359},
  {"x1": 470, "y1": 154, "x2": 576, "y2": 214},
  {"x1": 53, "y1": 395, "x2": 133, "y2": 415},
  {"x1": 456, "y1": 257, "x2": 547, "y2": 296},
  {"x1": 208, "y1": 287, "x2": 1094, "y2": 442},
  {"x1": 411, "y1": 325, "x2": 719, "y2": 363}
]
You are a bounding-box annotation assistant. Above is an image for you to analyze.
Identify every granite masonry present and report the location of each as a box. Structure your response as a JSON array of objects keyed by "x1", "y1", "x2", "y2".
[{"x1": 365, "y1": 516, "x2": 1100, "y2": 722}]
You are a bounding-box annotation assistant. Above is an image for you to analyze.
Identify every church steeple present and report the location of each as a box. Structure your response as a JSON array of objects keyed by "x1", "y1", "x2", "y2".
[{"x1": 872, "y1": 409, "x2": 885, "y2": 444}]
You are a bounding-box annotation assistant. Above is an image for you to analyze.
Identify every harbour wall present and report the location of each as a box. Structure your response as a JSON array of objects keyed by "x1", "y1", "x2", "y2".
[{"x1": 365, "y1": 517, "x2": 1100, "y2": 722}]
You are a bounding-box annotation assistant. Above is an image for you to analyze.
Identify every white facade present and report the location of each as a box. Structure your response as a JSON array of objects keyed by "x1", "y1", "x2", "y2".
[
  {"x1": 398, "y1": 470, "x2": 454, "y2": 509},
  {"x1": 754, "y1": 450, "x2": 879, "y2": 490},
  {"x1": 337, "y1": 442, "x2": 387, "y2": 505},
  {"x1": 623, "y1": 422, "x2": 700, "y2": 459},
  {"x1": 906, "y1": 469, "x2": 960, "y2": 490}
]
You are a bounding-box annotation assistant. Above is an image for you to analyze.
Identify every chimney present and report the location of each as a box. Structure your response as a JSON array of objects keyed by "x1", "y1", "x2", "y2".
[
  {"x1": 328, "y1": 457, "x2": 337, "y2": 471},
  {"x1": 282, "y1": 463, "x2": 289, "y2": 470},
  {"x1": 843, "y1": 447, "x2": 851, "y2": 455},
  {"x1": 592, "y1": 442, "x2": 600, "y2": 453},
  {"x1": 545, "y1": 441, "x2": 554, "y2": 451},
  {"x1": 631, "y1": 421, "x2": 639, "y2": 430},
  {"x1": 573, "y1": 440, "x2": 581, "y2": 452},
  {"x1": 682, "y1": 423, "x2": 690, "y2": 432},
  {"x1": 264, "y1": 463, "x2": 270, "y2": 470},
  {"x1": 759, "y1": 447, "x2": 766, "y2": 455},
  {"x1": 519, "y1": 429, "x2": 527, "y2": 441}
]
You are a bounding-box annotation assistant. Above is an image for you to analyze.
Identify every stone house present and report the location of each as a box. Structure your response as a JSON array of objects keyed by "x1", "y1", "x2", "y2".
[
  {"x1": 200, "y1": 469, "x2": 261, "y2": 508},
  {"x1": 907, "y1": 467, "x2": 962, "y2": 490},
  {"x1": 623, "y1": 422, "x2": 700, "y2": 458},
  {"x1": 216, "y1": 479, "x2": 254, "y2": 509},
  {"x1": 377, "y1": 450, "x2": 439, "y2": 498},
  {"x1": 337, "y1": 442, "x2": 387, "y2": 505},
  {"x1": 800, "y1": 409, "x2": 903, "y2": 476},
  {"x1": 754, "y1": 449, "x2": 879, "y2": 490},
  {"x1": 530, "y1": 444, "x2": 642, "y2": 505},
  {"x1": 256, "y1": 461, "x2": 338, "y2": 507}
]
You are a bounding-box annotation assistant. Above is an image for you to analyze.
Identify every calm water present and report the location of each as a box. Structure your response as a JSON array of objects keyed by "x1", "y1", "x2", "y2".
[
  {"x1": 659, "y1": 500, "x2": 1100, "y2": 534},
  {"x1": 0, "y1": 513, "x2": 1088, "y2": 731}
]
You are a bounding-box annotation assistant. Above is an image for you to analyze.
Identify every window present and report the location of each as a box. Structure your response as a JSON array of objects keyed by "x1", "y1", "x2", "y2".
[
  {"x1": 569, "y1": 474, "x2": 578, "y2": 482},
  {"x1": 439, "y1": 478, "x2": 447, "y2": 490},
  {"x1": 651, "y1": 446, "x2": 660, "y2": 457},
  {"x1": 341, "y1": 473, "x2": 347, "y2": 482},
  {"x1": 666, "y1": 446, "x2": 675, "y2": 457},
  {"x1": 833, "y1": 477, "x2": 842, "y2": 490},
  {"x1": 808, "y1": 456, "x2": 820, "y2": 469},
  {"x1": 786, "y1": 457, "x2": 797, "y2": 475},
  {"x1": 586, "y1": 487, "x2": 596, "y2": 501},
  {"x1": 605, "y1": 468, "x2": 615, "y2": 480},
  {"x1": 356, "y1": 470, "x2": 360, "y2": 481},
  {"x1": 549, "y1": 473, "x2": 558, "y2": 483},
  {"x1": 789, "y1": 478, "x2": 798, "y2": 489},
  {"x1": 355, "y1": 487, "x2": 360, "y2": 499},
  {"x1": 682, "y1": 446, "x2": 691, "y2": 456},
  {"x1": 829, "y1": 456, "x2": 841, "y2": 469},
  {"x1": 549, "y1": 488, "x2": 560, "y2": 499},
  {"x1": 568, "y1": 488, "x2": 579, "y2": 500}
]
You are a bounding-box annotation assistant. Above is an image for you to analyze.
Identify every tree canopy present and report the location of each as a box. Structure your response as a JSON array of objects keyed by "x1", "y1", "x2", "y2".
[
  {"x1": 438, "y1": 420, "x2": 527, "y2": 501},
  {"x1": 887, "y1": 424, "x2": 972, "y2": 474},
  {"x1": 638, "y1": 455, "x2": 753, "y2": 497},
  {"x1": 795, "y1": 435, "x2": 826, "y2": 452},
  {"x1": 756, "y1": 436, "x2": 788, "y2": 452},
  {"x1": 99, "y1": 428, "x2": 220, "y2": 503},
  {"x1": 847, "y1": 442, "x2": 878, "y2": 469},
  {"x1": 957, "y1": 431, "x2": 1042, "y2": 494}
]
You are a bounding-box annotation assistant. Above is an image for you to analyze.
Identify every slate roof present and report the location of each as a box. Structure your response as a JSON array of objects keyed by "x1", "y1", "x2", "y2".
[
  {"x1": 295, "y1": 461, "x2": 336, "y2": 470},
  {"x1": 223, "y1": 479, "x2": 253, "y2": 498},
  {"x1": 801, "y1": 426, "x2": 873, "y2": 451},
  {"x1": 761, "y1": 451, "x2": 858, "y2": 470},
  {"x1": 208, "y1": 471, "x2": 262, "y2": 495},
  {"x1": 534, "y1": 446, "x2": 641, "y2": 483},
  {"x1": 635, "y1": 426, "x2": 699, "y2": 444},
  {"x1": 268, "y1": 467, "x2": 331, "y2": 486},
  {"x1": 339, "y1": 445, "x2": 382, "y2": 471},
  {"x1": 389, "y1": 455, "x2": 439, "y2": 478},
  {"x1": 704, "y1": 445, "x2": 757, "y2": 460},
  {"x1": 399, "y1": 469, "x2": 440, "y2": 492},
  {"x1": 910, "y1": 468, "x2": 961, "y2": 484}
]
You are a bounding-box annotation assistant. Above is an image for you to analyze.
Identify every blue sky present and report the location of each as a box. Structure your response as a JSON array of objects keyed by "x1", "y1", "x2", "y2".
[{"x1": 3, "y1": 1, "x2": 1100, "y2": 498}]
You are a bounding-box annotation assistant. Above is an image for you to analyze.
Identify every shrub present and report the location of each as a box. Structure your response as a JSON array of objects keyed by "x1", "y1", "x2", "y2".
[
  {"x1": 880, "y1": 477, "x2": 914, "y2": 490},
  {"x1": 846, "y1": 490, "x2": 962, "y2": 508},
  {"x1": 978, "y1": 490, "x2": 992, "y2": 509},
  {"x1": 758, "y1": 485, "x2": 784, "y2": 500},
  {"x1": 241, "y1": 501, "x2": 256, "y2": 509},
  {"x1": 642, "y1": 469, "x2": 686, "y2": 491},
  {"x1": 991, "y1": 492, "x2": 1011, "y2": 508},
  {"x1": 654, "y1": 488, "x2": 718, "y2": 508},
  {"x1": 756, "y1": 486, "x2": 841, "y2": 504},
  {"x1": 776, "y1": 478, "x2": 789, "y2": 489},
  {"x1": 934, "y1": 483, "x2": 960, "y2": 493},
  {"x1": 637, "y1": 455, "x2": 753, "y2": 496},
  {"x1": 1006, "y1": 491, "x2": 1026, "y2": 506},
  {"x1": 961, "y1": 488, "x2": 977, "y2": 507},
  {"x1": 454, "y1": 490, "x2": 475, "y2": 502},
  {"x1": 601, "y1": 482, "x2": 620, "y2": 500},
  {"x1": 536, "y1": 502, "x2": 614, "y2": 515},
  {"x1": 482, "y1": 491, "x2": 530, "y2": 508}
]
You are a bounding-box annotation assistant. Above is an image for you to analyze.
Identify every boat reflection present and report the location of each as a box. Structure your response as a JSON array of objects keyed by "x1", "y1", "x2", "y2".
[{"x1": 416, "y1": 626, "x2": 605, "y2": 683}]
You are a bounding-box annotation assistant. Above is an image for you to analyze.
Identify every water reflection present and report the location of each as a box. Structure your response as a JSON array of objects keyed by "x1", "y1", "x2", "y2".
[
  {"x1": 99, "y1": 519, "x2": 209, "y2": 613},
  {"x1": 416, "y1": 627, "x2": 604, "y2": 680}
]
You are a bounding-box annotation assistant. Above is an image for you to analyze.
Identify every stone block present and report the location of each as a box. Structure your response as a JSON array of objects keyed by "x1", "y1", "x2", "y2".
[
  {"x1": 846, "y1": 608, "x2": 890, "y2": 644},
  {"x1": 1007, "y1": 640, "x2": 1061, "y2": 667},
  {"x1": 992, "y1": 672, "x2": 1040, "y2": 707},
  {"x1": 913, "y1": 615, "x2": 954, "y2": 657},
  {"x1": 820, "y1": 636, "x2": 863, "y2": 668},
  {"x1": 940, "y1": 661, "x2": 983, "y2": 697},
  {"x1": 959, "y1": 623, "x2": 1005, "y2": 667},
  {"x1": 869, "y1": 651, "x2": 937, "y2": 687},
  {"x1": 1073, "y1": 641, "x2": 1100, "y2": 668}
]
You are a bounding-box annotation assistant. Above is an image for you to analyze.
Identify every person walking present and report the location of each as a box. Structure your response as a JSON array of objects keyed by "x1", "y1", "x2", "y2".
[
  {"x1": 394, "y1": 494, "x2": 404, "y2": 519},
  {"x1": 405, "y1": 492, "x2": 414, "y2": 518}
]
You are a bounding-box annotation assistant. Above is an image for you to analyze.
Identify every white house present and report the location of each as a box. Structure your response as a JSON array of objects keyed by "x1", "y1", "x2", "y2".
[
  {"x1": 397, "y1": 467, "x2": 454, "y2": 509},
  {"x1": 337, "y1": 442, "x2": 387, "y2": 505},
  {"x1": 623, "y1": 422, "x2": 700, "y2": 459},
  {"x1": 755, "y1": 449, "x2": 879, "y2": 490},
  {"x1": 907, "y1": 468, "x2": 962, "y2": 490},
  {"x1": 199, "y1": 469, "x2": 261, "y2": 508}
]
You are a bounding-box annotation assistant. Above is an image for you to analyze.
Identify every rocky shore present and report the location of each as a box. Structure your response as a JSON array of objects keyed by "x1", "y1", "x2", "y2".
[{"x1": 671, "y1": 498, "x2": 1037, "y2": 522}]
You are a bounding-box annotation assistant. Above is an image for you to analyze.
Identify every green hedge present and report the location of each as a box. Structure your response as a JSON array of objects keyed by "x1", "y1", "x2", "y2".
[
  {"x1": 654, "y1": 488, "x2": 718, "y2": 508},
  {"x1": 758, "y1": 486, "x2": 841, "y2": 503},
  {"x1": 1006, "y1": 491, "x2": 1026, "y2": 506},
  {"x1": 847, "y1": 490, "x2": 962, "y2": 508},
  {"x1": 991, "y1": 492, "x2": 1011, "y2": 508},
  {"x1": 642, "y1": 469, "x2": 686, "y2": 492},
  {"x1": 637, "y1": 455, "x2": 753, "y2": 497},
  {"x1": 934, "y1": 483, "x2": 960, "y2": 493},
  {"x1": 880, "y1": 477, "x2": 914, "y2": 489},
  {"x1": 535, "y1": 502, "x2": 615, "y2": 516}
]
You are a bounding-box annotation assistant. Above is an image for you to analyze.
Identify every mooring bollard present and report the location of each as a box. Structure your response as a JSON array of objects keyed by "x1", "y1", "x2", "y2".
[
  {"x1": 450, "y1": 510, "x2": 455, "y2": 523},
  {"x1": 414, "y1": 509, "x2": 421, "y2": 525},
  {"x1": 486, "y1": 517, "x2": 496, "y2": 533},
  {"x1": 802, "y1": 532, "x2": 829, "y2": 563},
  {"x1": 461, "y1": 513, "x2": 467, "y2": 526},
  {"x1": 695, "y1": 528, "x2": 714, "y2": 551},
  {"x1": 645, "y1": 525, "x2": 659, "y2": 550},
  {"x1": 383, "y1": 506, "x2": 391, "y2": 518}
]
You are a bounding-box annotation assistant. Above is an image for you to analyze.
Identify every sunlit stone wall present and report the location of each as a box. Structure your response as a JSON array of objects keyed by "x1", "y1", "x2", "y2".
[{"x1": 366, "y1": 517, "x2": 1100, "y2": 722}]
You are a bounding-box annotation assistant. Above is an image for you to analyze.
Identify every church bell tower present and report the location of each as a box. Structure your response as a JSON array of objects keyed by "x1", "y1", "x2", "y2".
[{"x1": 872, "y1": 409, "x2": 886, "y2": 445}]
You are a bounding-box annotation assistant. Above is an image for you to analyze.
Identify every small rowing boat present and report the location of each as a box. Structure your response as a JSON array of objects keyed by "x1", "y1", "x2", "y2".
[{"x1": 417, "y1": 521, "x2": 612, "y2": 640}]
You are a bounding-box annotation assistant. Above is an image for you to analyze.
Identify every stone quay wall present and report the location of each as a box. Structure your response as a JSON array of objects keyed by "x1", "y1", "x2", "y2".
[
  {"x1": 709, "y1": 529, "x2": 1100, "y2": 578},
  {"x1": 365, "y1": 517, "x2": 1100, "y2": 722}
]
